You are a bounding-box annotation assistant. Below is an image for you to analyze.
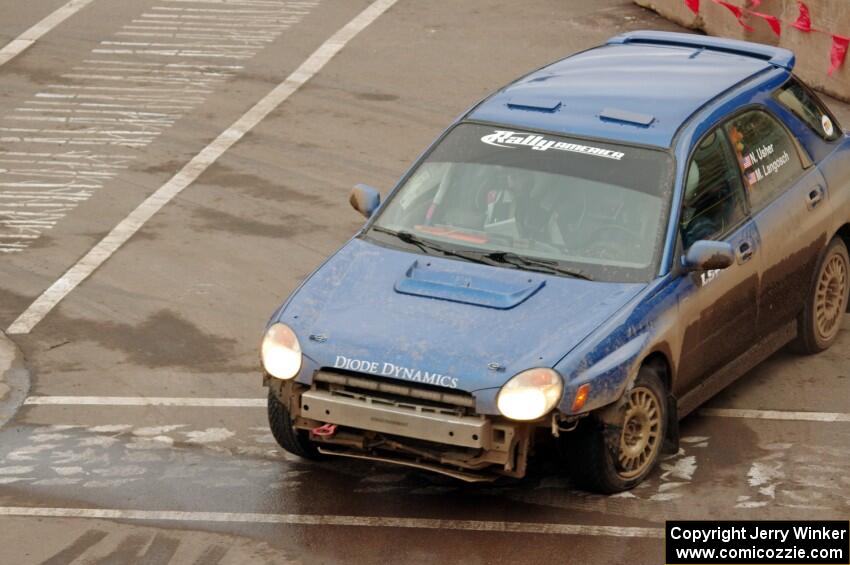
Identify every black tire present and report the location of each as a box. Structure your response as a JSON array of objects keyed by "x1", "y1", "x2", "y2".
[
  {"x1": 267, "y1": 390, "x2": 323, "y2": 460},
  {"x1": 566, "y1": 366, "x2": 667, "y2": 494},
  {"x1": 792, "y1": 237, "x2": 849, "y2": 355}
]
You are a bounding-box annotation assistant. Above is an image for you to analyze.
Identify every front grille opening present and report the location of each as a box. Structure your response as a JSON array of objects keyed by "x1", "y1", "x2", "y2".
[
  {"x1": 319, "y1": 367, "x2": 471, "y2": 396},
  {"x1": 314, "y1": 369, "x2": 476, "y2": 414}
]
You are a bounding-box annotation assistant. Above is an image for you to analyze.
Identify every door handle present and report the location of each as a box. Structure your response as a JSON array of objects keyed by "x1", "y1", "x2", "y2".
[
  {"x1": 737, "y1": 241, "x2": 754, "y2": 264},
  {"x1": 806, "y1": 186, "x2": 825, "y2": 210}
]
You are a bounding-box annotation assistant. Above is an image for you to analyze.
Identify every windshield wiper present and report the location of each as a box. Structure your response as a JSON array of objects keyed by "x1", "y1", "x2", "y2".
[
  {"x1": 482, "y1": 251, "x2": 593, "y2": 281},
  {"x1": 370, "y1": 226, "x2": 493, "y2": 265},
  {"x1": 370, "y1": 227, "x2": 592, "y2": 279}
]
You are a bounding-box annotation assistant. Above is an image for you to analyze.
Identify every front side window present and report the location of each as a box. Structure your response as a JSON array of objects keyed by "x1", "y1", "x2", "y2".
[
  {"x1": 775, "y1": 77, "x2": 842, "y2": 141},
  {"x1": 680, "y1": 128, "x2": 748, "y2": 249},
  {"x1": 367, "y1": 123, "x2": 674, "y2": 282},
  {"x1": 723, "y1": 110, "x2": 804, "y2": 210}
]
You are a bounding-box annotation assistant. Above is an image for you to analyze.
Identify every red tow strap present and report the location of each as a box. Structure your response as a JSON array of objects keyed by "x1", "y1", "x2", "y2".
[{"x1": 312, "y1": 423, "x2": 337, "y2": 437}]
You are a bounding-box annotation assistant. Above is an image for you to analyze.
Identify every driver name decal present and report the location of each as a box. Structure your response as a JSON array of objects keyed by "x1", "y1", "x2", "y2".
[
  {"x1": 481, "y1": 130, "x2": 625, "y2": 160},
  {"x1": 741, "y1": 143, "x2": 790, "y2": 185},
  {"x1": 333, "y1": 355, "x2": 460, "y2": 388}
]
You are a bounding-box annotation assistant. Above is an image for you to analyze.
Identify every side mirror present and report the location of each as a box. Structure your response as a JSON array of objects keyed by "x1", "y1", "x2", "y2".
[
  {"x1": 682, "y1": 240, "x2": 735, "y2": 272},
  {"x1": 349, "y1": 184, "x2": 381, "y2": 218}
]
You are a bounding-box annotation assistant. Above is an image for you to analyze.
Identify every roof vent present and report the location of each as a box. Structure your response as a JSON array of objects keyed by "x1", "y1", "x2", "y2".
[
  {"x1": 506, "y1": 95, "x2": 562, "y2": 113},
  {"x1": 599, "y1": 107, "x2": 655, "y2": 127}
]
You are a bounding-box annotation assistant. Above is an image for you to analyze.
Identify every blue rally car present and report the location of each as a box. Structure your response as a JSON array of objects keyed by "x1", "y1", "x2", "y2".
[{"x1": 261, "y1": 31, "x2": 850, "y2": 492}]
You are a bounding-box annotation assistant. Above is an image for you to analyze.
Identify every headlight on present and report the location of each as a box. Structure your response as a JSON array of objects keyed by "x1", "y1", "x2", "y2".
[
  {"x1": 496, "y1": 368, "x2": 563, "y2": 421},
  {"x1": 261, "y1": 323, "x2": 302, "y2": 380}
]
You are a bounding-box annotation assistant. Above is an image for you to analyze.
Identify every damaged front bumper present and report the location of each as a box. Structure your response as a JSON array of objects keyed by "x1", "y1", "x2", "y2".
[{"x1": 268, "y1": 371, "x2": 532, "y2": 482}]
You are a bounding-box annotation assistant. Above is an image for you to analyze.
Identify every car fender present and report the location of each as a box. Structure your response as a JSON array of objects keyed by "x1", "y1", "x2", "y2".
[
  {"x1": 474, "y1": 333, "x2": 659, "y2": 416},
  {"x1": 558, "y1": 331, "x2": 650, "y2": 416},
  {"x1": 555, "y1": 275, "x2": 681, "y2": 416}
]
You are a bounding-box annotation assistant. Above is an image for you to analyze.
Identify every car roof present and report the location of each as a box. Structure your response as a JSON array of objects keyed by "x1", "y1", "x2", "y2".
[{"x1": 466, "y1": 32, "x2": 791, "y2": 148}]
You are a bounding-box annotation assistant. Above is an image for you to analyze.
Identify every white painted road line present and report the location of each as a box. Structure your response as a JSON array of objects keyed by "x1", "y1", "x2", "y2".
[
  {"x1": 21, "y1": 397, "x2": 850, "y2": 423},
  {"x1": 0, "y1": 0, "x2": 97, "y2": 67},
  {"x1": 6, "y1": 0, "x2": 399, "y2": 335},
  {"x1": 0, "y1": 506, "x2": 665, "y2": 538},
  {"x1": 0, "y1": 3, "x2": 318, "y2": 254},
  {"x1": 23, "y1": 396, "x2": 265, "y2": 407},
  {"x1": 699, "y1": 407, "x2": 850, "y2": 423}
]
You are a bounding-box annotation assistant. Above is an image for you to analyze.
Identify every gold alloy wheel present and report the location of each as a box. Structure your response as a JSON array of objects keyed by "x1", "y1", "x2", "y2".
[
  {"x1": 617, "y1": 386, "x2": 662, "y2": 479},
  {"x1": 815, "y1": 252, "x2": 848, "y2": 343}
]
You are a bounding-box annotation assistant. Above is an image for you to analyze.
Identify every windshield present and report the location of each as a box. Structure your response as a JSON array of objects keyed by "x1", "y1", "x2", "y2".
[{"x1": 367, "y1": 123, "x2": 674, "y2": 282}]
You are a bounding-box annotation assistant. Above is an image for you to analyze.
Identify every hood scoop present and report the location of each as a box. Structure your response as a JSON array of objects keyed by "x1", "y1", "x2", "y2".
[{"x1": 394, "y1": 260, "x2": 545, "y2": 309}]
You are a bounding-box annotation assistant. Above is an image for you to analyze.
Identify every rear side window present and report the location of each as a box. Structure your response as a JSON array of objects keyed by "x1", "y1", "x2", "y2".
[
  {"x1": 723, "y1": 110, "x2": 804, "y2": 210},
  {"x1": 775, "y1": 77, "x2": 842, "y2": 141}
]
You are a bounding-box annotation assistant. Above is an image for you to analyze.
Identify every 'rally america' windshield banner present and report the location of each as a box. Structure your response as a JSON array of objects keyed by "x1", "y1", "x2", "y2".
[{"x1": 481, "y1": 130, "x2": 625, "y2": 160}]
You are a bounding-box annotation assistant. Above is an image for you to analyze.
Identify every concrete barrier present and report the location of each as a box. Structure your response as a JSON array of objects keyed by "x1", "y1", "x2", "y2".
[{"x1": 634, "y1": 0, "x2": 850, "y2": 101}]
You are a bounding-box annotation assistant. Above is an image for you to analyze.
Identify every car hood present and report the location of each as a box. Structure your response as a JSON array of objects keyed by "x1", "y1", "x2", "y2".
[{"x1": 278, "y1": 238, "x2": 644, "y2": 392}]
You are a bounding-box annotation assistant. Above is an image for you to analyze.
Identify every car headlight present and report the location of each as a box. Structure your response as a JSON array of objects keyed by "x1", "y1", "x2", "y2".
[
  {"x1": 261, "y1": 323, "x2": 302, "y2": 380},
  {"x1": 496, "y1": 368, "x2": 563, "y2": 421}
]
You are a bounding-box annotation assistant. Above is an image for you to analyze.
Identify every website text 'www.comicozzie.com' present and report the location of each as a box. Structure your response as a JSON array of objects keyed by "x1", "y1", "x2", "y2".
[{"x1": 666, "y1": 521, "x2": 849, "y2": 565}]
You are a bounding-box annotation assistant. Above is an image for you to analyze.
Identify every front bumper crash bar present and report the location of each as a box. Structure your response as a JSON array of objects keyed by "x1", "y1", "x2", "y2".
[{"x1": 301, "y1": 389, "x2": 490, "y2": 449}]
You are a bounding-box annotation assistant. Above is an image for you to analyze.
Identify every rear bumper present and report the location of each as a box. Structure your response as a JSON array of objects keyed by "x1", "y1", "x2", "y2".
[{"x1": 269, "y1": 375, "x2": 531, "y2": 480}]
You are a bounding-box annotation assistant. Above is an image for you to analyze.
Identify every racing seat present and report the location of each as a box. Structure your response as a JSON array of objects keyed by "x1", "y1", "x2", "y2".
[
  {"x1": 434, "y1": 168, "x2": 490, "y2": 231},
  {"x1": 515, "y1": 178, "x2": 559, "y2": 244}
]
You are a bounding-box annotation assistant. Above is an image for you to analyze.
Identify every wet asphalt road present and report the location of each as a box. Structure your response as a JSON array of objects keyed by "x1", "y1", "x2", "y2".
[{"x1": 0, "y1": 1, "x2": 849, "y2": 563}]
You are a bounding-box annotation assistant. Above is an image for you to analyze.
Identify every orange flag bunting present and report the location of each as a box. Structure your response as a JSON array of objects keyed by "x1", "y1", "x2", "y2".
[
  {"x1": 713, "y1": 0, "x2": 755, "y2": 32},
  {"x1": 751, "y1": 12, "x2": 781, "y2": 36},
  {"x1": 791, "y1": 1, "x2": 812, "y2": 32},
  {"x1": 829, "y1": 35, "x2": 850, "y2": 75}
]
